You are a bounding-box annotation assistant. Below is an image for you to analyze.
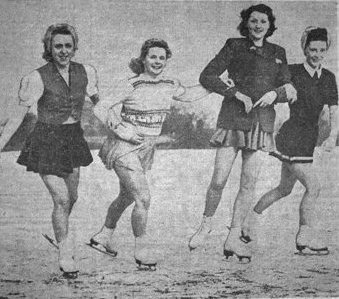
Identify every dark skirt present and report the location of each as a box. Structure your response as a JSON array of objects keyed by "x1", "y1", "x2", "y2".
[
  {"x1": 210, "y1": 122, "x2": 275, "y2": 152},
  {"x1": 17, "y1": 121, "x2": 93, "y2": 177},
  {"x1": 270, "y1": 119, "x2": 318, "y2": 163}
]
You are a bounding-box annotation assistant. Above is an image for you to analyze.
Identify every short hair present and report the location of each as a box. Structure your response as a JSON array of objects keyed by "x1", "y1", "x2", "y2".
[
  {"x1": 42, "y1": 23, "x2": 78, "y2": 62},
  {"x1": 237, "y1": 4, "x2": 277, "y2": 39},
  {"x1": 129, "y1": 38, "x2": 172, "y2": 75}
]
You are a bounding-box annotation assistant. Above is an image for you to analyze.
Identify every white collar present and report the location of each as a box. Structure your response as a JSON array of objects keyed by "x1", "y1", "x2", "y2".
[{"x1": 303, "y1": 61, "x2": 322, "y2": 78}]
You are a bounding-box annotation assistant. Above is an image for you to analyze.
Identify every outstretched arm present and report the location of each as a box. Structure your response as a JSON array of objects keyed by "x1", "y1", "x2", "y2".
[{"x1": 172, "y1": 83, "x2": 210, "y2": 102}]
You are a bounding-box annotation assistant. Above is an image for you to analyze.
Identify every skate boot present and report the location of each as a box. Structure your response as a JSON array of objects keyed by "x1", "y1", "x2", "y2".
[
  {"x1": 89, "y1": 226, "x2": 118, "y2": 257},
  {"x1": 223, "y1": 227, "x2": 252, "y2": 263},
  {"x1": 58, "y1": 237, "x2": 79, "y2": 279},
  {"x1": 240, "y1": 209, "x2": 262, "y2": 244},
  {"x1": 296, "y1": 225, "x2": 329, "y2": 255},
  {"x1": 188, "y1": 216, "x2": 212, "y2": 251},
  {"x1": 134, "y1": 236, "x2": 159, "y2": 271}
]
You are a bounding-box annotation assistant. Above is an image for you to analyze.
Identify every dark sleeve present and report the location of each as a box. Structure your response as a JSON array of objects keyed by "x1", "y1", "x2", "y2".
[
  {"x1": 199, "y1": 39, "x2": 238, "y2": 98},
  {"x1": 274, "y1": 48, "x2": 292, "y2": 103},
  {"x1": 326, "y1": 72, "x2": 338, "y2": 106}
]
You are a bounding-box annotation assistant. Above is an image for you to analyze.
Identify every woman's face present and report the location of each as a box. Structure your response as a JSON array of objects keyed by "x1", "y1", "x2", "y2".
[
  {"x1": 51, "y1": 34, "x2": 75, "y2": 68},
  {"x1": 305, "y1": 40, "x2": 327, "y2": 69},
  {"x1": 143, "y1": 47, "x2": 167, "y2": 77},
  {"x1": 247, "y1": 11, "x2": 270, "y2": 42}
]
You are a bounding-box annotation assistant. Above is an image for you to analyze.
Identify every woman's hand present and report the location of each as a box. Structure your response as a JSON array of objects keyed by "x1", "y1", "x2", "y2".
[
  {"x1": 253, "y1": 91, "x2": 277, "y2": 108},
  {"x1": 322, "y1": 135, "x2": 337, "y2": 152},
  {"x1": 235, "y1": 92, "x2": 253, "y2": 114},
  {"x1": 112, "y1": 122, "x2": 144, "y2": 144},
  {"x1": 284, "y1": 83, "x2": 297, "y2": 104}
]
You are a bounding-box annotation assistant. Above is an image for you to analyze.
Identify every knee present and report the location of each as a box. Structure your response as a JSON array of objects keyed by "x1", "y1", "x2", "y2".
[
  {"x1": 305, "y1": 182, "x2": 321, "y2": 198},
  {"x1": 52, "y1": 192, "x2": 70, "y2": 209},
  {"x1": 239, "y1": 178, "x2": 256, "y2": 194},
  {"x1": 134, "y1": 192, "x2": 151, "y2": 211},
  {"x1": 210, "y1": 180, "x2": 226, "y2": 192},
  {"x1": 277, "y1": 184, "x2": 293, "y2": 198}
]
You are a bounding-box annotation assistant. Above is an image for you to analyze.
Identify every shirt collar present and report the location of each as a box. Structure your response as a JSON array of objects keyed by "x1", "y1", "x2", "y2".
[{"x1": 303, "y1": 61, "x2": 322, "y2": 78}]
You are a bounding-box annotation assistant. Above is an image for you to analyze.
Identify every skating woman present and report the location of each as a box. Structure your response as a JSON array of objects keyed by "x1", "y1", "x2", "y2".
[
  {"x1": 89, "y1": 38, "x2": 216, "y2": 269},
  {"x1": 0, "y1": 24, "x2": 99, "y2": 278},
  {"x1": 247, "y1": 27, "x2": 338, "y2": 255},
  {"x1": 188, "y1": 4, "x2": 296, "y2": 262}
]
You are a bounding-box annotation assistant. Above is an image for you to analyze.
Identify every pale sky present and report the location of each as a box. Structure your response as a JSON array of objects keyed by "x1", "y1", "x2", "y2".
[{"x1": 0, "y1": 0, "x2": 337, "y2": 123}]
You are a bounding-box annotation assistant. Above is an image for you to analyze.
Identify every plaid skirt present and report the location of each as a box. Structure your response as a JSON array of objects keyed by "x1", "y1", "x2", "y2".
[
  {"x1": 210, "y1": 122, "x2": 275, "y2": 152},
  {"x1": 17, "y1": 121, "x2": 93, "y2": 178}
]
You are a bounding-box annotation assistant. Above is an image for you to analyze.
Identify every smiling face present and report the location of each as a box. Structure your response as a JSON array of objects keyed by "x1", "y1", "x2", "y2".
[
  {"x1": 305, "y1": 40, "x2": 327, "y2": 69},
  {"x1": 247, "y1": 11, "x2": 270, "y2": 42},
  {"x1": 51, "y1": 34, "x2": 75, "y2": 68},
  {"x1": 143, "y1": 47, "x2": 167, "y2": 77}
]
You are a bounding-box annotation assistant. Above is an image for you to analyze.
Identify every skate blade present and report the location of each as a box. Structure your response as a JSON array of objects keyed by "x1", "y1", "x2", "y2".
[
  {"x1": 295, "y1": 248, "x2": 329, "y2": 256},
  {"x1": 60, "y1": 267, "x2": 79, "y2": 279},
  {"x1": 135, "y1": 259, "x2": 157, "y2": 271},
  {"x1": 86, "y1": 242, "x2": 118, "y2": 258},
  {"x1": 224, "y1": 250, "x2": 251, "y2": 263},
  {"x1": 42, "y1": 234, "x2": 59, "y2": 249}
]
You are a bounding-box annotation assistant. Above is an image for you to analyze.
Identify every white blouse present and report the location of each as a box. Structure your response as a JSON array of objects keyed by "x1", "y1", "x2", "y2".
[{"x1": 18, "y1": 64, "x2": 98, "y2": 107}]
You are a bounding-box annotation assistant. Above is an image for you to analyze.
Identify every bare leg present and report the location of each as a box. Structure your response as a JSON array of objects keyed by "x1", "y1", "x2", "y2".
[
  {"x1": 224, "y1": 150, "x2": 263, "y2": 261},
  {"x1": 204, "y1": 147, "x2": 239, "y2": 216},
  {"x1": 188, "y1": 147, "x2": 238, "y2": 250},
  {"x1": 288, "y1": 163, "x2": 320, "y2": 227},
  {"x1": 41, "y1": 174, "x2": 72, "y2": 243},
  {"x1": 254, "y1": 162, "x2": 297, "y2": 214},
  {"x1": 41, "y1": 171, "x2": 79, "y2": 274},
  {"x1": 113, "y1": 165, "x2": 151, "y2": 238},
  {"x1": 104, "y1": 182, "x2": 134, "y2": 229},
  {"x1": 231, "y1": 150, "x2": 263, "y2": 228}
]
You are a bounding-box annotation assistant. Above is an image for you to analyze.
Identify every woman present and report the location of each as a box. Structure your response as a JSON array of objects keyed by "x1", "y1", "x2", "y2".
[
  {"x1": 89, "y1": 38, "x2": 216, "y2": 269},
  {"x1": 247, "y1": 27, "x2": 337, "y2": 255},
  {"x1": 0, "y1": 24, "x2": 99, "y2": 278},
  {"x1": 188, "y1": 4, "x2": 296, "y2": 262}
]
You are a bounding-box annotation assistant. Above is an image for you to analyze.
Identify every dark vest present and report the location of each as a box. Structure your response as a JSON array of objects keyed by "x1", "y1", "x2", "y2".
[{"x1": 37, "y1": 61, "x2": 88, "y2": 124}]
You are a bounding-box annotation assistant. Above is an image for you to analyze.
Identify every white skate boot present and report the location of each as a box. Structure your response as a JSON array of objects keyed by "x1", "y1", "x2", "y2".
[
  {"x1": 188, "y1": 216, "x2": 212, "y2": 251},
  {"x1": 89, "y1": 226, "x2": 118, "y2": 257},
  {"x1": 296, "y1": 225, "x2": 329, "y2": 255},
  {"x1": 134, "y1": 236, "x2": 159, "y2": 271},
  {"x1": 58, "y1": 237, "x2": 78, "y2": 279},
  {"x1": 223, "y1": 227, "x2": 252, "y2": 263}
]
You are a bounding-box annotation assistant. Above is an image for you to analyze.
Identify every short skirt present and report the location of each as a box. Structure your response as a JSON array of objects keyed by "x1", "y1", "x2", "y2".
[
  {"x1": 210, "y1": 122, "x2": 275, "y2": 152},
  {"x1": 99, "y1": 135, "x2": 157, "y2": 173},
  {"x1": 270, "y1": 120, "x2": 318, "y2": 163},
  {"x1": 17, "y1": 121, "x2": 93, "y2": 177}
]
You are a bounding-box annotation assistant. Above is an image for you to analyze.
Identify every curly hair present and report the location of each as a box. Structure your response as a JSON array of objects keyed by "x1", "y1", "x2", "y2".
[
  {"x1": 129, "y1": 38, "x2": 172, "y2": 75},
  {"x1": 237, "y1": 4, "x2": 277, "y2": 39},
  {"x1": 42, "y1": 23, "x2": 78, "y2": 62}
]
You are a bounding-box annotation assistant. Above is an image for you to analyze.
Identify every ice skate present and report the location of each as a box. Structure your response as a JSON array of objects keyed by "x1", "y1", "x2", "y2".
[
  {"x1": 88, "y1": 226, "x2": 118, "y2": 257},
  {"x1": 295, "y1": 225, "x2": 329, "y2": 255},
  {"x1": 188, "y1": 216, "x2": 212, "y2": 251},
  {"x1": 223, "y1": 227, "x2": 252, "y2": 263},
  {"x1": 58, "y1": 238, "x2": 79, "y2": 279},
  {"x1": 134, "y1": 236, "x2": 159, "y2": 271}
]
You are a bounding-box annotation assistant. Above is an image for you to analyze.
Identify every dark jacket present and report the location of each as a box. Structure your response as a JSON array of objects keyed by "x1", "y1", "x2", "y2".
[
  {"x1": 37, "y1": 61, "x2": 88, "y2": 124},
  {"x1": 200, "y1": 38, "x2": 291, "y2": 132}
]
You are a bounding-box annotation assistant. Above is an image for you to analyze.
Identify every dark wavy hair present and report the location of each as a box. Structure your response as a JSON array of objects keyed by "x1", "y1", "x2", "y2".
[
  {"x1": 42, "y1": 23, "x2": 78, "y2": 62},
  {"x1": 237, "y1": 4, "x2": 277, "y2": 39},
  {"x1": 129, "y1": 38, "x2": 172, "y2": 75}
]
